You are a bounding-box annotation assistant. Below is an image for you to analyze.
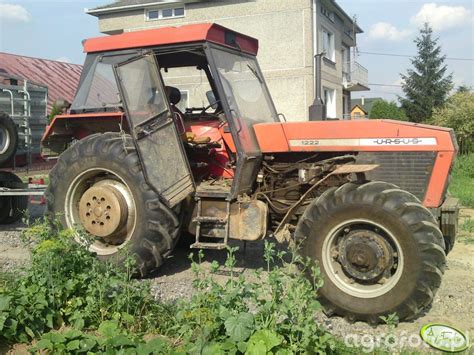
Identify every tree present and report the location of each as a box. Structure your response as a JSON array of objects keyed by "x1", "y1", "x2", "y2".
[
  {"x1": 369, "y1": 99, "x2": 407, "y2": 121},
  {"x1": 400, "y1": 23, "x2": 453, "y2": 123},
  {"x1": 456, "y1": 85, "x2": 472, "y2": 93},
  {"x1": 431, "y1": 92, "x2": 474, "y2": 154}
]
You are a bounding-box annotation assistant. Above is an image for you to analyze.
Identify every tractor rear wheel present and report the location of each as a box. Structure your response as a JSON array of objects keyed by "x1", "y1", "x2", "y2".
[
  {"x1": 295, "y1": 181, "x2": 446, "y2": 324},
  {"x1": 0, "y1": 171, "x2": 28, "y2": 224},
  {"x1": 46, "y1": 132, "x2": 181, "y2": 276}
]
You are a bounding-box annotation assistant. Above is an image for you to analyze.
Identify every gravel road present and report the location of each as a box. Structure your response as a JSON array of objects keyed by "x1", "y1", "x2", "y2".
[{"x1": 1, "y1": 204, "x2": 473, "y2": 353}]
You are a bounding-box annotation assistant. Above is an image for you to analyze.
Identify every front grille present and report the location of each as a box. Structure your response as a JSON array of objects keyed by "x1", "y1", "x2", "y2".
[{"x1": 356, "y1": 151, "x2": 436, "y2": 201}]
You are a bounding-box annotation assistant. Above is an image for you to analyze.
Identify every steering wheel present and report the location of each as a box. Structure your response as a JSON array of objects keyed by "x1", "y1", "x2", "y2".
[{"x1": 199, "y1": 100, "x2": 221, "y2": 118}]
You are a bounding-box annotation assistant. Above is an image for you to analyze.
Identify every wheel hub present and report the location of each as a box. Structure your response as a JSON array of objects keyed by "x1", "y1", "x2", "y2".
[
  {"x1": 338, "y1": 230, "x2": 394, "y2": 282},
  {"x1": 79, "y1": 183, "x2": 128, "y2": 238}
]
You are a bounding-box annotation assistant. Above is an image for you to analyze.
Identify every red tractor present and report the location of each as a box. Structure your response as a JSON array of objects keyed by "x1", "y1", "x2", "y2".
[{"x1": 42, "y1": 24, "x2": 458, "y2": 323}]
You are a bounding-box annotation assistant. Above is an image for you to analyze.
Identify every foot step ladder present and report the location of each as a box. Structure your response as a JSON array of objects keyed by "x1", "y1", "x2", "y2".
[{"x1": 190, "y1": 197, "x2": 231, "y2": 250}]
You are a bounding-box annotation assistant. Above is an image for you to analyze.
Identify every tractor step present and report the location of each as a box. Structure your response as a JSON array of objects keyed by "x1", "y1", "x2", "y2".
[
  {"x1": 192, "y1": 216, "x2": 226, "y2": 224},
  {"x1": 192, "y1": 198, "x2": 231, "y2": 250},
  {"x1": 190, "y1": 242, "x2": 228, "y2": 250}
]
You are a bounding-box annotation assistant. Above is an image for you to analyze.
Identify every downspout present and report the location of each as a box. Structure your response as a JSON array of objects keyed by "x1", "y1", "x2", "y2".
[
  {"x1": 312, "y1": 0, "x2": 318, "y2": 91},
  {"x1": 308, "y1": 0, "x2": 327, "y2": 120}
]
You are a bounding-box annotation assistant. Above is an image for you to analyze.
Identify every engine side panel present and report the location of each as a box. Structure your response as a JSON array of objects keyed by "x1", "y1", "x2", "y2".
[{"x1": 254, "y1": 120, "x2": 457, "y2": 208}]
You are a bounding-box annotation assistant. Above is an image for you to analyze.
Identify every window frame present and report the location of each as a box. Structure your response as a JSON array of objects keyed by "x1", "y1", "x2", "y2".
[
  {"x1": 177, "y1": 89, "x2": 189, "y2": 112},
  {"x1": 322, "y1": 28, "x2": 336, "y2": 63},
  {"x1": 323, "y1": 87, "x2": 337, "y2": 119},
  {"x1": 145, "y1": 5, "x2": 185, "y2": 21}
]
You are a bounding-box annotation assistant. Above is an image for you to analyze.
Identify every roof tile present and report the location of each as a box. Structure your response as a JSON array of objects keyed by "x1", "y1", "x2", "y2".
[{"x1": 0, "y1": 52, "x2": 83, "y2": 113}]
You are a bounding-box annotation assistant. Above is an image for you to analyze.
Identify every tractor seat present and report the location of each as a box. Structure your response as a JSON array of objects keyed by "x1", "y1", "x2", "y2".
[
  {"x1": 165, "y1": 86, "x2": 182, "y2": 112},
  {"x1": 165, "y1": 86, "x2": 185, "y2": 134}
]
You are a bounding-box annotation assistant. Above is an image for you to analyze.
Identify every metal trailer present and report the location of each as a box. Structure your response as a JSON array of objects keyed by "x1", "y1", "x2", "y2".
[{"x1": 0, "y1": 73, "x2": 49, "y2": 224}]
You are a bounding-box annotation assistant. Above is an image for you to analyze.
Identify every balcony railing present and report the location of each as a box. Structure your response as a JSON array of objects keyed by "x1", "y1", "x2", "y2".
[{"x1": 342, "y1": 61, "x2": 369, "y2": 91}]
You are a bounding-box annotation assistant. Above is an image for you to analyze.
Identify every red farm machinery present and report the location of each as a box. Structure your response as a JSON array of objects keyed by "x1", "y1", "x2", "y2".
[{"x1": 42, "y1": 24, "x2": 459, "y2": 323}]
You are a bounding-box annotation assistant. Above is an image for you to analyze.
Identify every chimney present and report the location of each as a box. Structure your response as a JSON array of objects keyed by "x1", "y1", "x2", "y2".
[
  {"x1": 308, "y1": 53, "x2": 326, "y2": 121},
  {"x1": 361, "y1": 96, "x2": 365, "y2": 106}
]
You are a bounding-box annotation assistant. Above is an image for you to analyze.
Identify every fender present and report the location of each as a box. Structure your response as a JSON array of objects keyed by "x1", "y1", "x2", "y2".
[{"x1": 41, "y1": 112, "x2": 128, "y2": 157}]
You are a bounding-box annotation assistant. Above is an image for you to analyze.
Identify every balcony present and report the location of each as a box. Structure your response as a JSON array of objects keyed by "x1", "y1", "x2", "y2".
[{"x1": 342, "y1": 61, "x2": 369, "y2": 92}]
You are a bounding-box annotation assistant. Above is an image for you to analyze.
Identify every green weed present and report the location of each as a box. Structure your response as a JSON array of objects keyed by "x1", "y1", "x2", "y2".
[
  {"x1": 0, "y1": 219, "x2": 174, "y2": 344},
  {"x1": 171, "y1": 242, "x2": 348, "y2": 354},
  {"x1": 1, "y1": 222, "x2": 360, "y2": 354}
]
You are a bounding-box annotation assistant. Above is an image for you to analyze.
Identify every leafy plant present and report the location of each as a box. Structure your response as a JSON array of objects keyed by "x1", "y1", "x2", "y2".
[
  {"x1": 0, "y1": 220, "x2": 174, "y2": 344},
  {"x1": 31, "y1": 321, "x2": 173, "y2": 354},
  {"x1": 1, "y1": 222, "x2": 361, "y2": 353},
  {"x1": 173, "y1": 242, "x2": 344, "y2": 354}
]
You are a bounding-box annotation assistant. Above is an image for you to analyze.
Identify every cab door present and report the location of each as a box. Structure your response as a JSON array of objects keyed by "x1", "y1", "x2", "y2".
[{"x1": 114, "y1": 52, "x2": 194, "y2": 207}]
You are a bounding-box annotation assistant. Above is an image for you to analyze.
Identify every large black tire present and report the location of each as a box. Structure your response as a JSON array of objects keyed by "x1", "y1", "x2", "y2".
[
  {"x1": 46, "y1": 132, "x2": 181, "y2": 276},
  {"x1": 0, "y1": 171, "x2": 28, "y2": 224},
  {"x1": 295, "y1": 181, "x2": 446, "y2": 324},
  {"x1": 0, "y1": 112, "x2": 18, "y2": 166}
]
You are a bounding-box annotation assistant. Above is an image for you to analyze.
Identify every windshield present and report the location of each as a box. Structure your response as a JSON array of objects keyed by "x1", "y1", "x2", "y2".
[{"x1": 211, "y1": 48, "x2": 277, "y2": 125}]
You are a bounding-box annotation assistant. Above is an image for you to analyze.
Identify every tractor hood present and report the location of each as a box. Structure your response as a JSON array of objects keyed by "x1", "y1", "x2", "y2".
[
  {"x1": 254, "y1": 119, "x2": 457, "y2": 153},
  {"x1": 254, "y1": 119, "x2": 458, "y2": 208}
]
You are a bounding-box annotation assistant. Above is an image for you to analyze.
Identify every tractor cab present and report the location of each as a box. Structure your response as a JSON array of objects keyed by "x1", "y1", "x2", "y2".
[{"x1": 44, "y1": 24, "x2": 278, "y2": 207}]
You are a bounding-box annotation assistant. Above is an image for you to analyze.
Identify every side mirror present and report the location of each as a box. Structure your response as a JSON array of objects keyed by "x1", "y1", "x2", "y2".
[{"x1": 206, "y1": 91, "x2": 218, "y2": 109}]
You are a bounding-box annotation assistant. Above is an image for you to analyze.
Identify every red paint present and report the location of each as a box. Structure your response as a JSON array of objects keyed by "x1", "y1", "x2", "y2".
[
  {"x1": 84, "y1": 23, "x2": 259, "y2": 55},
  {"x1": 254, "y1": 119, "x2": 457, "y2": 208},
  {"x1": 42, "y1": 112, "x2": 124, "y2": 143},
  {"x1": 185, "y1": 120, "x2": 234, "y2": 179}
]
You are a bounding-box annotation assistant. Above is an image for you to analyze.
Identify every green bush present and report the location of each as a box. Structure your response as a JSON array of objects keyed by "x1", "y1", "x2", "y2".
[
  {"x1": 369, "y1": 99, "x2": 407, "y2": 121},
  {"x1": 431, "y1": 92, "x2": 474, "y2": 154},
  {"x1": 450, "y1": 154, "x2": 474, "y2": 207}
]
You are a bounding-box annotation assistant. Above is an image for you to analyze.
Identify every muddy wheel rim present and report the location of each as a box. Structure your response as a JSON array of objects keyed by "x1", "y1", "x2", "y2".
[
  {"x1": 65, "y1": 168, "x2": 137, "y2": 255},
  {"x1": 0, "y1": 126, "x2": 10, "y2": 155},
  {"x1": 322, "y1": 219, "x2": 404, "y2": 299}
]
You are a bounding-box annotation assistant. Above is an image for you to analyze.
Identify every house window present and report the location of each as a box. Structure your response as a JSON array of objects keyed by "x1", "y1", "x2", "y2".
[
  {"x1": 177, "y1": 90, "x2": 189, "y2": 112},
  {"x1": 322, "y1": 29, "x2": 335, "y2": 62},
  {"x1": 146, "y1": 6, "x2": 185, "y2": 21},
  {"x1": 321, "y1": 5, "x2": 335, "y2": 22},
  {"x1": 324, "y1": 87, "x2": 336, "y2": 118},
  {"x1": 354, "y1": 112, "x2": 361, "y2": 119}
]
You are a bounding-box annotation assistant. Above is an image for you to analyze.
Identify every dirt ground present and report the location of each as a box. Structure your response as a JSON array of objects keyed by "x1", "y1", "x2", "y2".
[{"x1": 0, "y1": 204, "x2": 473, "y2": 353}]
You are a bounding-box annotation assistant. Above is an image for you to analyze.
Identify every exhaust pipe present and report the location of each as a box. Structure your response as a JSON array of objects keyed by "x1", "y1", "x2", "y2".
[{"x1": 308, "y1": 53, "x2": 326, "y2": 121}]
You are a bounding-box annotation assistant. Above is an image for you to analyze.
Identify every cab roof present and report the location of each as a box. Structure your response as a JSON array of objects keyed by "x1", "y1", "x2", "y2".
[{"x1": 83, "y1": 23, "x2": 259, "y2": 55}]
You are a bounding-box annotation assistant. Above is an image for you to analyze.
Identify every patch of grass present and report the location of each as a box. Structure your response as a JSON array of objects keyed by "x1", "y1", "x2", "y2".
[
  {"x1": 449, "y1": 154, "x2": 474, "y2": 208},
  {"x1": 459, "y1": 218, "x2": 474, "y2": 245},
  {"x1": 461, "y1": 218, "x2": 474, "y2": 233}
]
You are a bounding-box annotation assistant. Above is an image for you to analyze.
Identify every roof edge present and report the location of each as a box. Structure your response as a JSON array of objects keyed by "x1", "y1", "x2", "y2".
[{"x1": 86, "y1": 0, "x2": 198, "y2": 16}]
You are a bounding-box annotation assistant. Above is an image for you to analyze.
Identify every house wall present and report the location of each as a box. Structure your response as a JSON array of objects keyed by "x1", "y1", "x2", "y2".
[{"x1": 95, "y1": 0, "x2": 357, "y2": 121}]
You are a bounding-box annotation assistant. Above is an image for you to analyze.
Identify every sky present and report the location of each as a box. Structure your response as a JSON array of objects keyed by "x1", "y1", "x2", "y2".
[
  {"x1": 0, "y1": 0, "x2": 473, "y2": 102},
  {"x1": 338, "y1": 0, "x2": 474, "y2": 100}
]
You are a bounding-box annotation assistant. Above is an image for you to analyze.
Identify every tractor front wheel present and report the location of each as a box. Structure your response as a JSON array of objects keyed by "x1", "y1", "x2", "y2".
[
  {"x1": 46, "y1": 133, "x2": 181, "y2": 276},
  {"x1": 295, "y1": 181, "x2": 446, "y2": 324}
]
